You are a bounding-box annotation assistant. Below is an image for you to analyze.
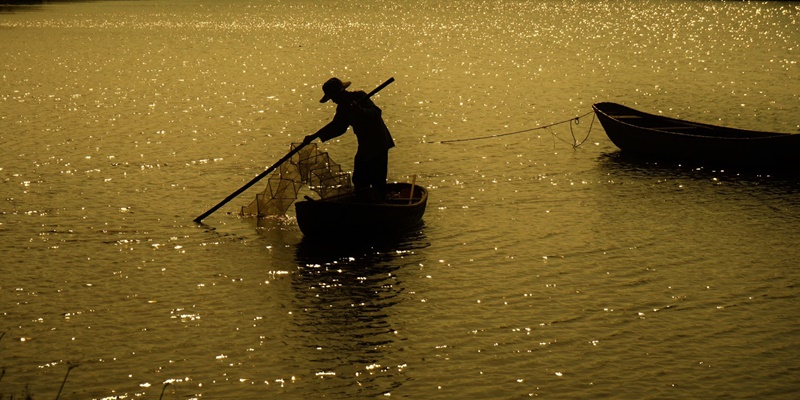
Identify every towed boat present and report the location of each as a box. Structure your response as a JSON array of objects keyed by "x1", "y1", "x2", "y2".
[
  {"x1": 592, "y1": 102, "x2": 799, "y2": 170},
  {"x1": 295, "y1": 182, "x2": 427, "y2": 238}
]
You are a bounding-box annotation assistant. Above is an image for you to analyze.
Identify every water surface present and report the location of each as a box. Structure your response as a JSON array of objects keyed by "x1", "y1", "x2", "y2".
[{"x1": 1, "y1": 1, "x2": 799, "y2": 399}]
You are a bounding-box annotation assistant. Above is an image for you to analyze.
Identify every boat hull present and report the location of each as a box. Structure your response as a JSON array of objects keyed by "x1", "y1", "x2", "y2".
[
  {"x1": 295, "y1": 182, "x2": 427, "y2": 238},
  {"x1": 592, "y1": 102, "x2": 799, "y2": 170}
]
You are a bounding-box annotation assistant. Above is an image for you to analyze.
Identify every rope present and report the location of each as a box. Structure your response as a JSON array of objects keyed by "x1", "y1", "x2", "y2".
[{"x1": 438, "y1": 110, "x2": 595, "y2": 149}]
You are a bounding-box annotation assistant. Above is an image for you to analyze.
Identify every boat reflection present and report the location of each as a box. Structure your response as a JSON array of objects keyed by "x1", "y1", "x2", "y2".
[
  {"x1": 598, "y1": 151, "x2": 800, "y2": 188},
  {"x1": 287, "y1": 228, "x2": 428, "y2": 396},
  {"x1": 295, "y1": 222, "x2": 427, "y2": 259}
]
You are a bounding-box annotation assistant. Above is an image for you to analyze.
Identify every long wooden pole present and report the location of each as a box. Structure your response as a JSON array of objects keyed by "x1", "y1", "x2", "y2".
[
  {"x1": 194, "y1": 77, "x2": 394, "y2": 223},
  {"x1": 55, "y1": 364, "x2": 79, "y2": 400}
]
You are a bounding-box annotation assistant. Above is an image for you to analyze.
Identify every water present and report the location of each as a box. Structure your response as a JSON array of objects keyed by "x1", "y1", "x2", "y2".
[{"x1": 1, "y1": 0, "x2": 799, "y2": 398}]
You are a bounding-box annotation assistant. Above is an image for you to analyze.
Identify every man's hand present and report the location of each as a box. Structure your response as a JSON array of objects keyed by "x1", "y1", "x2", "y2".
[{"x1": 303, "y1": 134, "x2": 316, "y2": 144}]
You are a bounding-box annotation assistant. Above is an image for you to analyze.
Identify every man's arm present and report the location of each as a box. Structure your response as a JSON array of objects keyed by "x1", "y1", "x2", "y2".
[{"x1": 304, "y1": 110, "x2": 349, "y2": 144}]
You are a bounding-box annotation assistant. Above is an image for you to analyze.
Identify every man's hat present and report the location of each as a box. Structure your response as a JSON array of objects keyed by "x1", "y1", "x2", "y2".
[{"x1": 320, "y1": 77, "x2": 351, "y2": 103}]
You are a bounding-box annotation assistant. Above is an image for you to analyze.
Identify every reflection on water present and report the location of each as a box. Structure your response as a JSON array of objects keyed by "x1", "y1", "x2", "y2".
[
  {"x1": 594, "y1": 151, "x2": 800, "y2": 265},
  {"x1": 287, "y1": 230, "x2": 428, "y2": 396},
  {"x1": 294, "y1": 225, "x2": 429, "y2": 265},
  {"x1": 599, "y1": 151, "x2": 800, "y2": 191}
]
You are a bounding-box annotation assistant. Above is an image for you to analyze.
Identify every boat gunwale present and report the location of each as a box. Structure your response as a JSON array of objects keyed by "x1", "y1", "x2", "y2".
[{"x1": 308, "y1": 182, "x2": 428, "y2": 208}]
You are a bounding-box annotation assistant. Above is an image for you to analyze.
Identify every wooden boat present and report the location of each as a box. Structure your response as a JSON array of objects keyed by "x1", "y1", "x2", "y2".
[
  {"x1": 294, "y1": 182, "x2": 427, "y2": 238},
  {"x1": 592, "y1": 102, "x2": 799, "y2": 170}
]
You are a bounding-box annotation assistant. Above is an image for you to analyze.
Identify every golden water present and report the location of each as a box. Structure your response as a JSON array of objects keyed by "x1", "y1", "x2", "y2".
[{"x1": 1, "y1": 1, "x2": 799, "y2": 398}]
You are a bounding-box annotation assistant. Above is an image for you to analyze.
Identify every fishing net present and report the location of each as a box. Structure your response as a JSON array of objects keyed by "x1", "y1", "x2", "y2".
[{"x1": 241, "y1": 143, "x2": 352, "y2": 218}]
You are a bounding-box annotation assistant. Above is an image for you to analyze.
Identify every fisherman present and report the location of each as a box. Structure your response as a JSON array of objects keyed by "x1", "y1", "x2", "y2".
[{"x1": 304, "y1": 77, "x2": 395, "y2": 200}]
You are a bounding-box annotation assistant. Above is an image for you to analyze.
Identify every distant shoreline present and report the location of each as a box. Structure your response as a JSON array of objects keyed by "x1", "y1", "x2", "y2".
[{"x1": 2, "y1": 0, "x2": 133, "y2": 6}]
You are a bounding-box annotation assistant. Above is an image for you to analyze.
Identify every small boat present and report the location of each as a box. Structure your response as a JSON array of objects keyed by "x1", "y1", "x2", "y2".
[
  {"x1": 592, "y1": 102, "x2": 799, "y2": 170},
  {"x1": 294, "y1": 182, "x2": 427, "y2": 238}
]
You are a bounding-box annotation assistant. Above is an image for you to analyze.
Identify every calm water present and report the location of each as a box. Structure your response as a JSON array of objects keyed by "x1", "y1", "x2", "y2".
[{"x1": 2, "y1": 0, "x2": 799, "y2": 398}]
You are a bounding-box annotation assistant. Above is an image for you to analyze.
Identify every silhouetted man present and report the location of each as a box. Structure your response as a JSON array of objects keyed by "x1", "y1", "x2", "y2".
[{"x1": 304, "y1": 77, "x2": 394, "y2": 198}]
